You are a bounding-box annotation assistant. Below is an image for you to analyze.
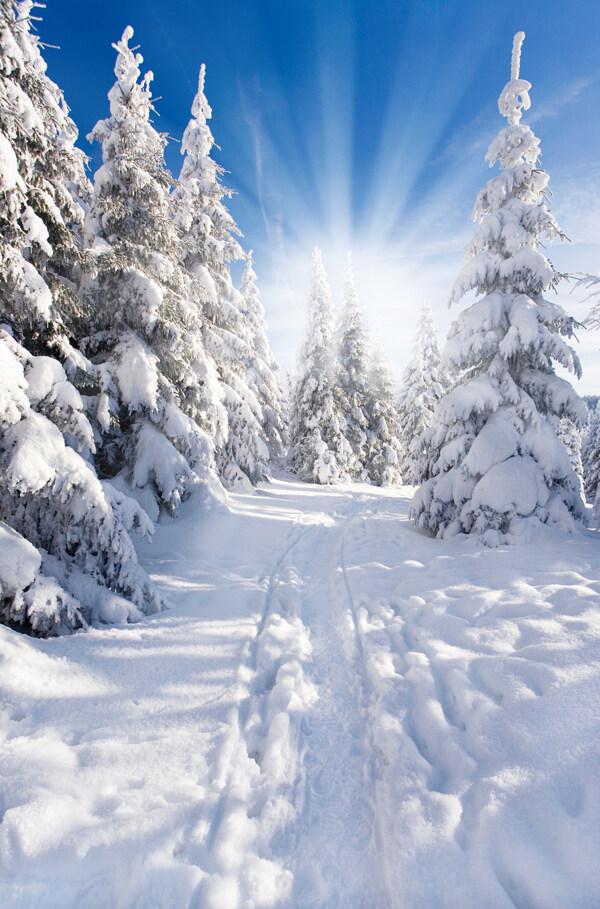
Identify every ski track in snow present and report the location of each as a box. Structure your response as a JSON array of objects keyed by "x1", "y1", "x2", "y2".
[{"x1": 2, "y1": 476, "x2": 600, "y2": 907}]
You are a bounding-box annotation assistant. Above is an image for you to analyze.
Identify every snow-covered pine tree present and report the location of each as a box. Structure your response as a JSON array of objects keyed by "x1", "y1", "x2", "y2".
[
  {"x1": 173, "y1": 65, "x2": 270, "y2": 490},
  {"x1": 411, "y1": 32, "x2": 586, "y2": 545},
  {"x1": 0, "y1": 0, "x2": 91, "y2": 361},
  {"x1": 0, "y1": 10, "x2": 163, "y2": 635},
  {"x1": 288, "y1": 247, "x2": 352, "y2": 484},
  {"x1": 572, "y1": 287, "x2": 600, "y2": 512},
  {"x1": 82, "y1": 28, "x2": 221, "y2": 519},
  {"x1": 239, "y1": 251, "x2": 285, "y2": 463},
  {"x1": 582, "y1": 403, "x2": 600, "y2": 509},
  {"x1": 556, "y1": 417, "x2": 584, "y2": 494},
  {"x1": 0, "y1": 328, "x2": 163, "y2": 635},
  {"x1": 363, "y1": 334, "x2": 402, "y2": 485},
  {"x1": 335, "y1": 253, "x2": 370, "y2": 479},
  {"x1": 397, "y1": 305, "x2": 446, "y2": 484}
]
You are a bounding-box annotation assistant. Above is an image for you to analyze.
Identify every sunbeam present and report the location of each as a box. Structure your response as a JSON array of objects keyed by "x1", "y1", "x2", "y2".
[{"x1": 38, "y1": 0, "x2": 600, "y2": 389}]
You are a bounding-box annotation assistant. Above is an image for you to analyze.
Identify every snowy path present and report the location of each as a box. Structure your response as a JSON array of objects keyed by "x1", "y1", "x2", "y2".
[{"x1": 2, "y1": 477, "x2": 600, "y2": 907}]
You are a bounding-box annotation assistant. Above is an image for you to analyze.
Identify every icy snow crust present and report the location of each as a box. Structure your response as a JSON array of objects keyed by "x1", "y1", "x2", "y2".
[{"x1": 1, "y1": 477, "x2": 600, "y2": 907}]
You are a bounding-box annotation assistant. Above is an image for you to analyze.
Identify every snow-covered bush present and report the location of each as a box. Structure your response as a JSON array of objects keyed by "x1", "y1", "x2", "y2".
[{"x1": 411, "y1": 32, "x2": 586, "y2": 545}]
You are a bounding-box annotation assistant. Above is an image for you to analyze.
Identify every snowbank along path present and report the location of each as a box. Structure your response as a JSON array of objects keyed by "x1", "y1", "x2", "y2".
[{"x1": 1, "y1": 476, "x2": 600, "y2": 908}]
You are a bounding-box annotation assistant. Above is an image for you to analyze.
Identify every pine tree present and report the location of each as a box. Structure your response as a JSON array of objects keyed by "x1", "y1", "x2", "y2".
[
  {"x1": 82, "y1": 28, "x2": 222, "y2": 519},
  {"x1": 288, "y1": 248, "x2": 352, "y2": 484},
  {"x1": 0, "y1": 9, "x2": 162, "y2": 634},
  {"x1": 556, "y1": 417, "x2": 584, "y2": 494},
  {"x1": 335, "y1": 253, "x2": 370, "y2": 478},
  {"x1": 397, "y1": 305, "x2": 446, "y2": 484},
  {"x1": 0, "y1": 0, "x2": 91, "y2": 359},
  {"x1": 363, "y1": 335, "x2": 402, "y2": 485},
  {"x1": 574, "y1": 290, "x2": 600, "y2": 512},
  {"x1": 0, "y1": 321, "x2": 163, "y2": 636},
  {"x1": 239, "y1": 251, "x2": 285, "y2": 463},
  {"x1": 582, "y1": 403, "x2": 600, "y2": 509},
  {"x1": 173, "y1": 65, "x2": 269, "y2": 490},
  {"x1": 411, "y1": 32, "x2": 586, "y2": 545}
]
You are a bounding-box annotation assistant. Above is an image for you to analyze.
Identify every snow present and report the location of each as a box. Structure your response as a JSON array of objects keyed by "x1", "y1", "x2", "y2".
[
  {"x1": 20, "y1": 205, "x2": 53, "y2": 257},
  {"x1": 113, "y1": 334, "x2": 159, "y2": 412},
  {"x1": 0, "y1": 132, "x2": 20, "y2": 192},
  {"x1": 0, "y1": 521, "x2": 40, "y2": 595},
  {"x1": 469, "y1": 454, "x2": 549, "y2": 515},
  {"x1": 1, "y1": 475, "x2": 600, "y2": 907}
]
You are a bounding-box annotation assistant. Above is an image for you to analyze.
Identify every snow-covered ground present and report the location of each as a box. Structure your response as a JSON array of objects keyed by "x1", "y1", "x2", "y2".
[{"x1": 1, "y1": 476, "x2": 600, "y2": 908}]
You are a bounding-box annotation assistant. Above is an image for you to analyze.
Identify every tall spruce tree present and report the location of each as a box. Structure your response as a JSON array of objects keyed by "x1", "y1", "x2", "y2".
[
  {"x1": 173, "y1": 65, "x2": 270, "y2": 490},
  {"x1": 0, "y1": 0, "x2": 91, "y2": 358},
  {"x1": 581, "y1": 404, "x2": 600, "y2": 512},
  {"x1": 82, "y1": 28, "x2": 222, "y2": 519},
  {"x1": 288, "y1": 248, "x2": 352, "y2": 483},
  {"x1": 574, "y1": 286, "x2": 600, "y2": 514},
  {"x1": 239, "y1": 251, "x2": 285, "y2": 463},
  {"x1": 411, "y1": 32, "x2": 586, "y2": 545},
  {"x1": 363, "y1": 335, "x2": 402, "y2": 485},
  {"x1": 556, "y1": 417, "x2": 584, "y2": 495},
  {"x1": 397, "y1": 305, "x2": 446, "y2": 484},
  {"x1": 335, "y1": 253, "x2": 370, "y2": 479},
  {"x1": 0, "y1": 9, "x2": 162, "y2": 634}
]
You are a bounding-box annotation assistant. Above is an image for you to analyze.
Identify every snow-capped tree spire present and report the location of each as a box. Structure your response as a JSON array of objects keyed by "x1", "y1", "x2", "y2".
[
  {"x1": 192, "y1": 63, "x2": 211, "y2": 123},
  {"x1": 499, "y1": 30, "x2": 531, "y2": 126},
  {"x1": 511, "y1": 30, "x2": 525, "y2": 80}
]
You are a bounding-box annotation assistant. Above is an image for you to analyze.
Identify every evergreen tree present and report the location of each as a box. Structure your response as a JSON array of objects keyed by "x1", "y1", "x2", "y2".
[
  {"x1": 173, "y1": 65, "x2": 269, "y2": 490},
  {"x1": 575, "y1": 291, "x2": 600, "y2": 512},
  {"x1": 0, "y1": 9, "x2": 162, "y2": 634},
  {"x1": 239, "y1": 251, "x2": 285, "y2": 463},
  {"x1": 0, "y1": 0, "x2": 91, "y2": 359},
  {"x1": 582, "y1": 404, "x2": 600, "y2": 508},
  {"x1": 288, "y1": 248, "x2": 352, "y2": 484},
  {"x1": 0, "y1": 329, "x2": 163, "y2": 635},
  {"x1": 411, "y1": 32, "x2": 586, "y2": 545},
  {"x1": 397, "y1": 305, "x2": 446, "y2": 484},
  {"x1": 556, "y1": 417, "x2": 584, "y2": 495},
  {"x1": 335, "y1": 253, "x2": 370, "y2": 478},
  {"x1": 363, "y1": 335, "x2": 402, "y2": 485},
  {"x1": 82, "y1": 28, "x2": 221, "y2": 519}
]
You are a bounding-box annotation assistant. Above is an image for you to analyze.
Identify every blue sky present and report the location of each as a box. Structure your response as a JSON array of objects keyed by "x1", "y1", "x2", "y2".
[{"x1": 41, "y1": 0, "x2": 600, "y2": 391}]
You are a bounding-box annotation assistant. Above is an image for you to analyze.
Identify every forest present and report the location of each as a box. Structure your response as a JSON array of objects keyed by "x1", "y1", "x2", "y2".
[{"x1": 1, "y1": 5, "x2": 598, "y2": 638}]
